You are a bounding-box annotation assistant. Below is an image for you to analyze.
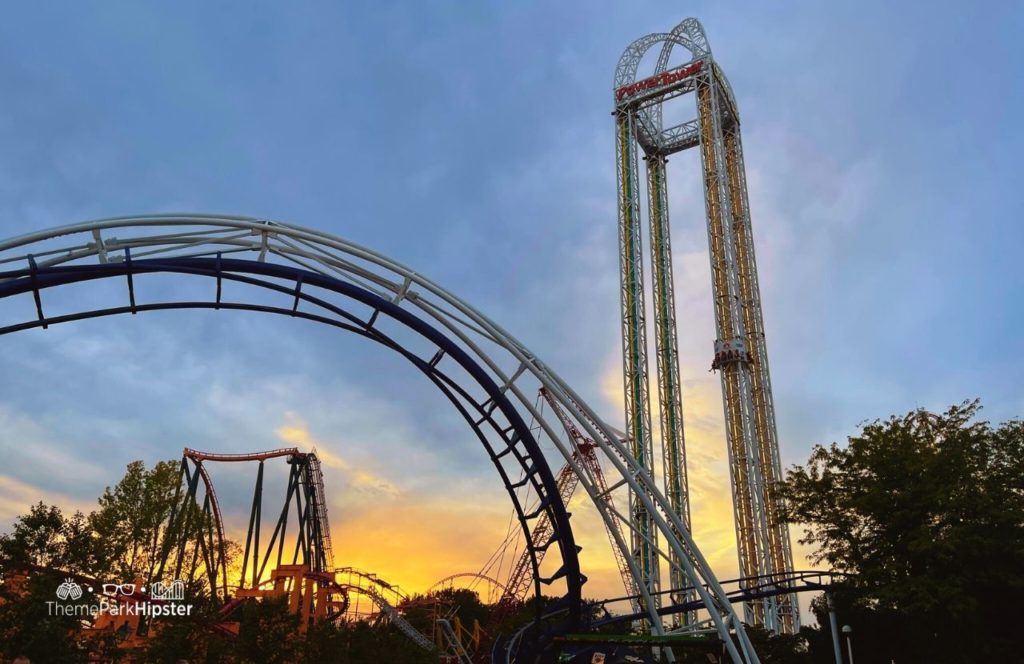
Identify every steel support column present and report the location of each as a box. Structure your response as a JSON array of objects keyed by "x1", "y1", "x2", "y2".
[
  {"x1": 614, "y1": 17, "x2": 800, "y2": 635},
  {"x1": 615, "y1": 110, "x2": 663, "y2": 609},
  {"x1": 645, "y1": 154, "x2": 693, "y2": 625}
]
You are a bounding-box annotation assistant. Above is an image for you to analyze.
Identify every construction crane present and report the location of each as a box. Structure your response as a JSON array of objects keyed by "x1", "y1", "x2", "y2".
[
  {"x1": 539, "y1": 388, "x2": 641, "y2": 611},
  {"x1": 496, "y1": 388, "x2": 639, "y2": 614}
]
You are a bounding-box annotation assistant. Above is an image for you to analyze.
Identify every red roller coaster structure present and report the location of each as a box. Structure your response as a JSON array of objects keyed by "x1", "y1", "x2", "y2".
[{"x1": 494, "y1": 389, "x2": 639, "y2": 614}]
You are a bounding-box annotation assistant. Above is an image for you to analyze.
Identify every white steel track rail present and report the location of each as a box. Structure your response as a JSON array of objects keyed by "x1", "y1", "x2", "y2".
[{"x1": 0, "y1": 214, "x2": 759, "y2": 662}]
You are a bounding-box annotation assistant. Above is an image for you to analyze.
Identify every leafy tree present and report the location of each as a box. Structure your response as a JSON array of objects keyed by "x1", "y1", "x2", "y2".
[
  {"x1": 0, "y1": 570, "x2": 87, "y2": 663},
  {"x1": 438, "y1": 587, "x2": 489, "y2": 628},
  {"x1": 0, "y1": 502, "x2": 72, "y2": 570},
  {"x1": 299, "y1": 620, "x2": 350, "y2": 663},
  {"x1": 0, "y1": 458, "x2": 479, "y2": 662},
  {"x1": 0, "y1": 461, "x2": 187, "y2": 582},
  {"x1": 781, "y1": 400, "x2": 1024, "y2": 662},
  {"x1": 62, "y1": 509, "x2": 107, "y2": 575},
  {"x1": 0, "y1": 460, "x2": 240, "y2": 661},
  {"x1": 328, "y1": 619, "x2": 435, "y2": 664},
  {"x1": 235, "y1": 595, "x2": 301, "y2": 664},
  {"x1": 711, "y1": 626, "x2": 809, "y2": 664},
  {"x1": 139, "y1": 587, "x2": 231, "y2": 664},
  {"x1": 91, "y1": 459, "x2": 182, "y2": 582}
]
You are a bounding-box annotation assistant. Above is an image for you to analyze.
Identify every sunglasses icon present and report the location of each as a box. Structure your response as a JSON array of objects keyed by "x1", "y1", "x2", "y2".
[{"x1": 102, "y1": 583, "x2": 136, "y2": 596}]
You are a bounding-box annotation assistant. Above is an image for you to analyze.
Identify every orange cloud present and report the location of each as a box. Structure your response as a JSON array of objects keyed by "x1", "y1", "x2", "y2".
[
  {"x1": 328, "y1": 497, "x2": 512, "y2": 595},
  {"x1": 271, "y1": 414, "x2": 514, "y2": 594},
  {"x1": 0, "y1": 474, "x2": 94, "y2": 526},
  {"x1": 262, "y1": 374, "x2": 817, "y2": 617},
  {"x1": 275, "y1": 415, "x2": 401, "y2": 503}
]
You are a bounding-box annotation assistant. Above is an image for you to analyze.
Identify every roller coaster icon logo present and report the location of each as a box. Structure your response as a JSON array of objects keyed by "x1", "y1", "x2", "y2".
[{"x1": 150, "y1": 579, "x2": 185, "y2": 601}]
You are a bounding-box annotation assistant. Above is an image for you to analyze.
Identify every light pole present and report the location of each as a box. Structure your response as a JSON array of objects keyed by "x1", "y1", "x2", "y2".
[
  {"x1": 827, "y1": 596, "x2": 843, "y2": 664},
  {"x1": 842, "y1": 624, "x2": 855, "y2": 664}
]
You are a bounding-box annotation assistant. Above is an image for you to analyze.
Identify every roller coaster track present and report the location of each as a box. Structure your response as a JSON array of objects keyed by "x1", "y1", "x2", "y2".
[
  {"x1": 305, "y1": 452, "x2": 335, "y2": 570},
  {"x1": 157, "y1": 447, "x2": 335, "y2": 601},
  {"x1": 0, "y1": 215, "x2": 762, "y2": 662},
  {"x1": 592, "y1": 571, "x2": 849, "y2": 628},
  {"x1": 329, "y1": 567, "x2": 439, "y2": 652},
  {"x1": 184, "y1": 450, "x2": 228, "y2": 597},
  {"x1": 541, "y1": 388, "x2": 641, "y2": 610},
  {"x1": 495, "y1": 389, "x2": 639, "y2": 613},
  {"x1": 428, "y1": 572, "x2": 507, "y2": 602},
  {"x1": 354, "y1": 579, "x2": 436, "y2": 652},
  {"x1": 336, "y1": 566, "x2": 409, "y2": 606},
  {"x1": 184, "y1": 447, "x2": 302, "y2": 462}
]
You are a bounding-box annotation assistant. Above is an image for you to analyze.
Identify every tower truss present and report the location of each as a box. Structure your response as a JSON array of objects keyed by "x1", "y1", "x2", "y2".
[{"x1": 614, "y1": 18, "x2": 799, "y2": 633}]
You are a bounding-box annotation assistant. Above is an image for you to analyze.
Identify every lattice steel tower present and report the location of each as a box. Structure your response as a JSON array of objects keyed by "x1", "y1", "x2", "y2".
[{"x1": 613, "y1": 18, "x2": 799, "y2": 633}]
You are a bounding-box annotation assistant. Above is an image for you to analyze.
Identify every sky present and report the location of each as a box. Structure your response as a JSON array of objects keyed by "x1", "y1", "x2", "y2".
[{"x1": 0, "y1": 0, "x2": 1021, "y2": 620}]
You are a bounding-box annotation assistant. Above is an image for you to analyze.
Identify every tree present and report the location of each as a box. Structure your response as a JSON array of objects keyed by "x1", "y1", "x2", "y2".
[
  {"x1": 234, "y1": 595, "x2": 301, "y2": 664},
  {"x1": 0, "y1": 502, "x2": 106, "y2": 576},
  {"x1": 781, "y1": 400, "x2": 1024, "y2": 662},
  {"x1": 0, "y1": 503, "x2": 71, "y2": 570},
  {"x1": 139, "y1": 586, "x2": 231, "y2": 664},
  {"x1": 299, "y1": 620, "x2": 435, "y2": 664},
  {"x1": 91, "y1": 459, "x2": 182, "y2": 582},
  {"x1": 0, "y1": 570, "x2": 87, "y2": 663},
  {"x1": 0, "y1": 460, "x2": 240, "y2": 661}
]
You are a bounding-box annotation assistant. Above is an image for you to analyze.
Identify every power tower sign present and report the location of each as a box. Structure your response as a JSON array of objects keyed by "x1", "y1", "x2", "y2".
[{"x1": 614, "y1": 18, "x2": 800, "y2": 633}]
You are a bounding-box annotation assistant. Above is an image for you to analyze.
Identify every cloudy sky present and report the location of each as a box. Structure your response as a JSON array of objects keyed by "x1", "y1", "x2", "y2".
[{"x1": 0, "y1": 1, "x2": 1021, "y2": 617}]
